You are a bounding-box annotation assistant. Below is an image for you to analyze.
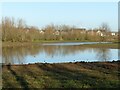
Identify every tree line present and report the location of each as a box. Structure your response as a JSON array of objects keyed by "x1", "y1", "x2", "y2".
[{"x1": 0, "y1": 17, "x2": 118, "y2": 42}]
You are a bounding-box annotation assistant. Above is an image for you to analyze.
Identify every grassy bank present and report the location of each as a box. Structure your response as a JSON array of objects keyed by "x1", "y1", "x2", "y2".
[
  {"x1": 2, "y1": 61, "x2": 120, "y2": 89},
  {"x1": 2, "y1": 41, "x2": 120, "y2": 49},
  {"x1": 82, "y1": 43, "x2": 120, "y2": 49},
  {"x1": 2, "y1": 42, "x2": 39, "y2": 47}
]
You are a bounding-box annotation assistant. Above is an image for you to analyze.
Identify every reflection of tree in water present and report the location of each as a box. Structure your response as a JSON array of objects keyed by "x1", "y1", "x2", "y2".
[
  {"x1": 2, "y1": 45, "x2": 90, "y2": 64},
  {"x1": 3, "y1": 47, "x2": 25, "y2": 64},
  {"x1": 41, "y1": 45, "x2": 89, "y2": 58},
  {"x1": 2, "y1": 46, "x2": 40, "y2": 64},
  {"x1": 3, "y1": 45, "x2": 112, "y2": 64},
  {"x1": 95, "y1": 48, "x2": 111, "y2": 62}
]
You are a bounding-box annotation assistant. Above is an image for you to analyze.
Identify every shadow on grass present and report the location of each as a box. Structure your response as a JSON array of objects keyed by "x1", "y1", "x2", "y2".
[
  {"x1": 36, "y1": 63, "x2": 96, "y2": 88},
  {"x1": 6, "y1": 64, "x2": 29, "y2": 89},
  {"x1": 37, "y1": 63, "x2": 120, "y2": 88},
  {"x1": 2, "y1": 62, "x2": 119, "y2": 88}
]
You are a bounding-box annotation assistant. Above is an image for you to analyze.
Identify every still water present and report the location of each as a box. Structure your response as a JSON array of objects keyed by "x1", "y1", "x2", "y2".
[{"x1": 2, "y1": 42, "x2": 119, "y2": 64}]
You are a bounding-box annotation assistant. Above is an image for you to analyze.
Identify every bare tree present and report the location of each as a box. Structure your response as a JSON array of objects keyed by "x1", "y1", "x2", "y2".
[
  {"x1": 99, "y1": 23, "x2": 111, "y2": 32},
  {"x1": 44, "y1": 24, "x2": 55, "y2": 40},
  {"x1": 17, "y1": 19, "x2": 26, "y2": 29}
]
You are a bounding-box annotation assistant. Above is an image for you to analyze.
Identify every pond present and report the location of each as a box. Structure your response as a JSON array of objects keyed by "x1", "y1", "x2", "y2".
[{"x1": 2, "y1": 42, "x2": 119, "y2": 64}]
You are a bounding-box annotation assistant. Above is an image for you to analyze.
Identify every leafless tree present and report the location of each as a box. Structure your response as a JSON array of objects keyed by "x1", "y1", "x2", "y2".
[{"x1": 99, "y1": 23, "x2": 111, "y2": 32}]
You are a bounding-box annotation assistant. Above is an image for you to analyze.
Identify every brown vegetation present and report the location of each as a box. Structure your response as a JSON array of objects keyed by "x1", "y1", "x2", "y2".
[{"x1": 0, "y1": 17, "x2": 118, "y2": 42}]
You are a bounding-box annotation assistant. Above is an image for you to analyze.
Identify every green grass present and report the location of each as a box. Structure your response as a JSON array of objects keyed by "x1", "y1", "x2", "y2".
[
  {"x1": 2, "y1": 61, "x2": 120, "y2": 88},
  {"x1": 81, "y1": 43, "x2": 119, "y2": 49}
]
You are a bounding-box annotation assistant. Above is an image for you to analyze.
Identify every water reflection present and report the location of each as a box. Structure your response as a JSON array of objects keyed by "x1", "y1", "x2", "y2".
[
  {"x1": 2, "y1": 46, "x2": 40, "y2": 64},
  {"x1": 95, "y1": 48, "x2": 111, "y2": 61},
  {"x1": 2, "y1": 44, "x2": 118, "y2": 64}
]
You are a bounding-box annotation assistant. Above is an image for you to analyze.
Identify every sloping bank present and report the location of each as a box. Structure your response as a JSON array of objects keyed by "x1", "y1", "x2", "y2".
[{"x1": 2, "y1": 61, "x2": 120, "y2": 88}]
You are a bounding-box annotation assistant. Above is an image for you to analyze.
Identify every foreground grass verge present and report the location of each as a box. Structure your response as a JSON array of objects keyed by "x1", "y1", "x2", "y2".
[{"x1": 2, "y1": 61, "x2": 120, "y2": 89}]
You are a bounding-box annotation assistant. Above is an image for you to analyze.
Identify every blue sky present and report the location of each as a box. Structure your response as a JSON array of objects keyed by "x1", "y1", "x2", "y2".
[{"x1": 2, "y1": 2, "x2": 118, "y2": 31}]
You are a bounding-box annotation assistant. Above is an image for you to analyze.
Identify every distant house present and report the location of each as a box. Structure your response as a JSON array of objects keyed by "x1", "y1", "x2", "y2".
[
  {"x1": 111, "y1": 32, "x2": 118, "y2": 36},
  {"x1": 96, "y1": 30, "x2": 105, "y2": 36},
  {"x1": 87, "y1": 29, "x2": 106, "y2": 36},
  {"x1": 39, "y1": 30, "x2": 45, "y2": 34}
]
